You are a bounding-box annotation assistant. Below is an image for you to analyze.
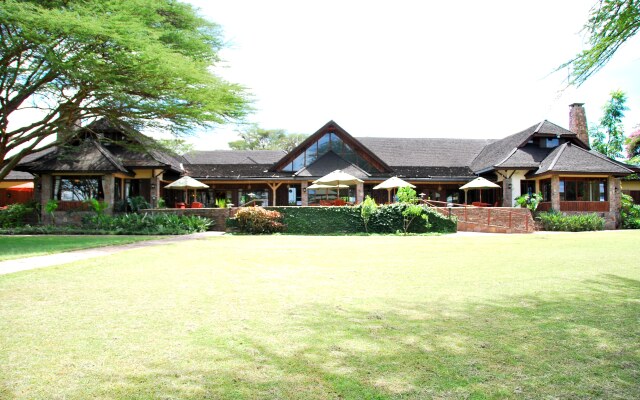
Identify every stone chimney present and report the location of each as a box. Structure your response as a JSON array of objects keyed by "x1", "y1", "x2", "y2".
[{"x1": 569, "y1": 103, "x2": 589, "y2": 148}]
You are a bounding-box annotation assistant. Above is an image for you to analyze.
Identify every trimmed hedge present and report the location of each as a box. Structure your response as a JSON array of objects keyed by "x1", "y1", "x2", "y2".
[
  {"x1": 537, "y1": 211, "x2": 605, "y2": 231},
  {"x1": 263, "y1": 204, "x2": 457, "y2": 235}
]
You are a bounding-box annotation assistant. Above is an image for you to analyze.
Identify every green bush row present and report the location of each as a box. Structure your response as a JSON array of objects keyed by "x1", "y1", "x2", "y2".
[
  {"x1": 620, "y1": 194, "x2": 640, "y2": 229},
  {"x1": 0, "y1": 203, "x2": 37, "y2": 228},
  {"x1": 82, "y1": 213, "x2": 211, "y2": 235},
  {"x1": 537, "y1": 211, "x2": 605, "y2": 231},
  {"x1": 256, "y1": 204, "x2": 456, "y2": 235}
]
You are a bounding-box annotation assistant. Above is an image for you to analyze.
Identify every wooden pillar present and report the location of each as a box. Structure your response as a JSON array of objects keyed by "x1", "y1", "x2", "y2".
[
  {"x1": 267, "y1": 182, "x2": 283, "y2": 206},
  {"x1": 356, "y1": 182, "x2": 364, "y2": 204},
  {"x1": 150, "y1": 175, "x2": 160, "y2": 208},
  {"x1": 551, "y1": 175, "x2": 560, "y2": 212},
  {"x1": 301, "y1": 181, "x2": 308, "y2": 206},
  {"x1": 39, "y1": 174, "x2": 53, "y2": 223}
]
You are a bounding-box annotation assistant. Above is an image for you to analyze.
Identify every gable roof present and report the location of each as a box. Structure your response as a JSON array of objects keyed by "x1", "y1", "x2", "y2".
[
  {"x1": 19, "y1": 139, "x2": 131, "y2": 174},
  {"x1": 471, "y1": 120, "x2": 582, "y2": 173},
  {"x1": 270, "y1": 120, "x2": 392, "y2": 173},
  {"x1": 532, "y1": 143, "x2": 633, "y2": 176}
]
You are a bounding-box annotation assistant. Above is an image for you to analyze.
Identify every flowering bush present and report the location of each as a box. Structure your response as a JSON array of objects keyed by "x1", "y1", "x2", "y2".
[{"x1": 235, "y1": 207, "x2": 285, "y2": 234}]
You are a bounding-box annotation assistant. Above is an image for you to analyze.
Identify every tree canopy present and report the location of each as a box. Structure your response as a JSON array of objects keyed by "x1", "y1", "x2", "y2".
[
  {"x1": 0, "y1": 0, "x2": 249, "y2": 180},
  {"x1": 229, "y1": 126, "x2": 308, "y2": 152},
  {"x1": 561, "y1": 0, "x2": 640, "y2": 86},
  {"x1": 627, "y1": 127, "x2": 640, "y2": 164},
  {"x1": 589, "y1": 90, "x2": 628, "y2": 159}
]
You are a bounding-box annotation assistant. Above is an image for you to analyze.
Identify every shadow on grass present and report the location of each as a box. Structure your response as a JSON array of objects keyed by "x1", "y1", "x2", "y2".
[{"x1": 7, "y1": 275, "x2": 640, "y2": 399}]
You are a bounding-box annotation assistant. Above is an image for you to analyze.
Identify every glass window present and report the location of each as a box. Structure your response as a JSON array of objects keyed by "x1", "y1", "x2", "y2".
[
  {"x1": 559, "y1": 179, "x2": 608, "y2": 201},
  {"x1": 305, "y1": 142, "x2": 317, "y2": 165},
  {"x1": 54, "y1": 176, "x2": 104, "y2": 201},
  {"x1": 541, "y1": 179, "x2": 551, "y2": 201},
  {"x1": 317, "y1": 133, "x2": 330, "y2": 157}
]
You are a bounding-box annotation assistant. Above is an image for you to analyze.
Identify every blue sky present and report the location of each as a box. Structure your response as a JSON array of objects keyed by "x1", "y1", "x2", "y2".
[{"x1": 183, "y1": 0, "x2": 640, "y2": 150}]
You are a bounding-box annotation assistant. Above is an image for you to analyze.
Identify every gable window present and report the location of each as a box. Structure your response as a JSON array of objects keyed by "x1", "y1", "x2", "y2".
[
  {"x1": 540, "y1": 138, "x2": 560, "y2": 148},
  {"x1": 559, "y1": 178, "x2": 607, "y2": 201},
  {"x1": 281, "y1": 132, "x2": 375, "y2": 173},
  {"x1": 53, "y1": 176, "x2": 104, "y2": 201}
]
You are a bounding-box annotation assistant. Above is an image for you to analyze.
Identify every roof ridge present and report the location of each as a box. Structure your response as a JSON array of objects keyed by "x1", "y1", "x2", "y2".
[
  {"x1": 547, "y1": 142, "x2": 568, "y2": 172},
  {"x1": 579, "y1": 146, "x2": 634, "y2": 173},
  {"x1": 91, "y1": 140, "x2": 129, "y2": 173}
]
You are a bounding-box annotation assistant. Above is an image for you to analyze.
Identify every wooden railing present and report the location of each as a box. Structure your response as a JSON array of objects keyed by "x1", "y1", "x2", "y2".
[{"x1": 537, "y1": 201, "x2": 609, "y2": 212}]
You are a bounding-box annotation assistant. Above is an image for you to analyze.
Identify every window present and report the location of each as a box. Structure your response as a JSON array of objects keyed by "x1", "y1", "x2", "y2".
[
  {"x1": 280, "y1": 132, "x2": 377, "y2": 173},
  {"x1": 540, "y1": 179, "x2": 552, "y2": 201},
  {"x1": 559, "y1": 178, "x2": 607, "y2": 201},
  {"x1": 53, "y1": 176, "x2": 104, "y2": 201}
]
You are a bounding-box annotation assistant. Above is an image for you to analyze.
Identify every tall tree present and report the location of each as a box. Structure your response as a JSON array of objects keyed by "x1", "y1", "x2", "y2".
[
  {"x1": 229, "y1": 126, "x2": 308, "y2": 152},
  {"x1": 0, "y1": 0, "x2": 249, "y2": 181},
  {"x1": 561, "y1": 0, "x2": 640, "y2": 86},
  {"x1": 589, "y1": 90, "x2": 628, "y2": 159}
]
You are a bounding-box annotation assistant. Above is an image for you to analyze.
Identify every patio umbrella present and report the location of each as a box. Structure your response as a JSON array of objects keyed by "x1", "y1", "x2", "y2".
[
  {"x1": 313, "y1": 170, "x2": 363, "y2": 201},
  {"x1": 164, "y1": 176, "x2": 209, "y2": 204},
  {"x1": 459, "y1": 177, "x2": 500, "y2": 204},
  {"x1": 373, "y1": 176, "x2": 416, "y2": 203}
]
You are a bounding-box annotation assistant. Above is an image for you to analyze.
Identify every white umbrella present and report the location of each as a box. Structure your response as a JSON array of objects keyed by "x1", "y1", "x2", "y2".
[
  {"x1": 373, "y1": 176, "x2": 416, "y2": 203},
  {"x1": 313, "y1": 170, "x2": 363, "y2": 201},
  {"x1": 164, "y1": 176, "x2": 209, "y2": 204},
  {"x1": 459, "y1": 177, "x2": 500, "y2": 204}
]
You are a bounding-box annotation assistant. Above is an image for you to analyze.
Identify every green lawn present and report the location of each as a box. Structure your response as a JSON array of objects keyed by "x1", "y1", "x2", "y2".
[
  {"x1": 0, "y1": 231, "x2": 639, "y2": 399},
  {"x1": 0, "y1": 235, "x2": 159, "y2": 261}
]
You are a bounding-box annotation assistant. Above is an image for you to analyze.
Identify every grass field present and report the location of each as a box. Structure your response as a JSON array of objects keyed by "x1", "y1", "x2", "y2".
[
  {"x1": 0, "y1": 235, "x2": 159, "y2": 262},
  {"x1": 0, "y1": 231, "x2": 639, "y2": 399}
]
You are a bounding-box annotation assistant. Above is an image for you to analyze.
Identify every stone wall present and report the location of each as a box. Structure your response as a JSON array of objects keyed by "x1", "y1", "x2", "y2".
[{"x1": 434, "y1": 206, "x2": 535, "y2": 233}]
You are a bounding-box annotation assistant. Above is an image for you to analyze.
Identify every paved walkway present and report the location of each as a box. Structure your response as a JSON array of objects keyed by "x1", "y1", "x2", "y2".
[{"x1": 0, "y1": 231, "x2": 225, "y2": 276}]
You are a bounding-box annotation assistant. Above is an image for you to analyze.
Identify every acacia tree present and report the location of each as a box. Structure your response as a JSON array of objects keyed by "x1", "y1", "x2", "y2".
[
  {"x1": 561, "y1": 0, "x2": 640, "y2": 86},
  {"x1": 229, "y1": 125, "x2": 308, "y2": 152},
  {"x1": 0, "y1": 0, "x2": 249, "y2": 181},
  {"x1": 589, "y1": 90, "x2": 628, "y2": 159}
]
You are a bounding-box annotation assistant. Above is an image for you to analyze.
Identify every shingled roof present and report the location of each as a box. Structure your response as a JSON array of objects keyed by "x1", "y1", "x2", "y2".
[
  {"x1": 533, "y1": 143, "x2": 633, "y2": 176},
  {"x1": 182, "y1": 150, "x2": 285, "y2": 165},
  {"x1": 470, "y1": 120, "x2": 582, "y2": 173}
]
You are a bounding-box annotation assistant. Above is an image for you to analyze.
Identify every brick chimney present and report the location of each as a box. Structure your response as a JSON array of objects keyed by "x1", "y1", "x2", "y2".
[{"x1": 569, "y1": 103, "x2": 589, "y2": 148}]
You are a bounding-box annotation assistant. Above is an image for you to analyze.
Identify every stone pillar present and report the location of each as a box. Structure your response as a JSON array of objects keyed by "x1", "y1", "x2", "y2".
[
  {"x1": 502, "y1": 178, "x2": 513, "y2": 207},
  {"x1": 40, "y1": 174, "x2": 53, "y2": 223},
  {"x1": 608, "y1": 177, "x2": 621, "y2": 228},
  {"x1": 551, "y1": 175, "x2": 560, "y2": 211},
  {"x1": 356, "y1": 182, "x2": 364, "y2": 204},
  {"x1": 301, "y1": 181, "x2": 308, "y2": 206},
  {"x1": 150, "y1": 175, "x2": 160, "y2": 208},
  {"x1": 102, "y1": 175, "x2": 115, "y2": 215}
]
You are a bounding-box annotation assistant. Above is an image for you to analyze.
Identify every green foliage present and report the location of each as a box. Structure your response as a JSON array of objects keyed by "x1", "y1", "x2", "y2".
[
  {"x1": 85, "y1": 198, "x2": 109, "y2": 215},
  {"x1": 157, "y1": 198, "x2": 167, "y2": 209},
  {"x1": 538, "y1": 211, "x2": 605, "y2": 231},
  {"x1": 515, "y1": 192, "x2": 543, "y2": 211},
  {"x1": 45, "y1": 199, "x2": 59, "y2": 224},
  {"x1": 156, "y1": 138, "x2": 194, "y2": 156},
  {"x1": 234, "y1": 207, "x2": 285, "y2": 234},
  {"x1": 401, "y1": 204, "x2": 429, "y2": 234},
  {"x1": 626, "y1": 128, "x2": 640, "y2": 163},
  {"x1": 229, "y1": 126, "x2": 309, "y2": 152},
  {"x1": 127, "y1": 196, "x2": 151, "y2": 212},
  {"x1": 0, "y1": 0, "x2": 248, "y2": 181},
  {"x1": 396, "y1": 186, "x2": 419, "y2": 204},
  {"x1": 215, "y1": 197, "x2": 228, "y2": 208},
  {"x1": 561, "y1": 0, "x2": 640, "y2": 86},
  {"x1": 262, "y1": 205, "x2": 456, "y2": 235},
  {"x1": 81, "y1": 213, "x2": 211, "y2": 235},
  {"x1": 620, "y1": 194, "x2": 640, "y2": 229},
  {"x1": 589, "y1": 90, "x2": 628, "y2": 159},
  {"x1": 0, "y1": 203, "x2": 34, "y2": 228},
  {"x1": 360, "y1": 196, "x2": 377, "y2": 233}
]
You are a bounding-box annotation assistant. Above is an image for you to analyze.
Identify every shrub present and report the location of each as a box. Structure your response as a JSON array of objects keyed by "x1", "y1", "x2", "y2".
[
  {"x1": 45, "y1": 199, "x2": 58, "y2": 224},
  {"x1": 620, "y1": 194, "x2": 640, "y2": 229},
  {"x1": 0, "y1": 203, "x2": 33, "y2": 228},
  {"x1": 538, "y1": 211, "x2": 605, "y2": 231},
  {"x1": 127, "y1": 196, "x2": 151, "y2": 212},
  {"x1": 82, "y1": 213, "x2": 211, "y2": 234},
  {"x1": 360, "y1": 196, "x2": 377, "y2": 233},
  {"x1": 235, "y1": 207, "x2": 285, "y2": 234},
  {"x1": 515, "y1": 192, "x2": 543, "y2": 211}
]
